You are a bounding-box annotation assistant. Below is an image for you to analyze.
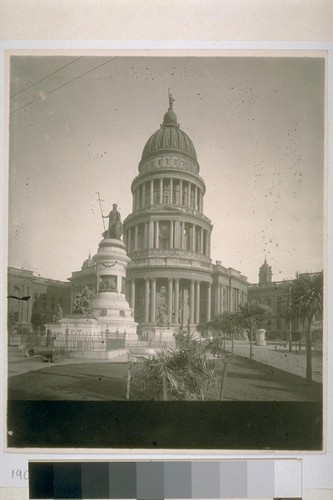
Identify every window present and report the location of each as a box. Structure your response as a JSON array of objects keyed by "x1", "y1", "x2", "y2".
[{"x1": 160, "y1": 222, "x2": 170, "y2": 249}]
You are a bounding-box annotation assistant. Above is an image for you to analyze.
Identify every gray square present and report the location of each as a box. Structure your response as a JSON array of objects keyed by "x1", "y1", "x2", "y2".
[
  {"x1": 220, "y1": 461, "x2": 247, "y2": 498},
  {"x1": 192, "y1": 461, "x2": 220, "y2": 498}
]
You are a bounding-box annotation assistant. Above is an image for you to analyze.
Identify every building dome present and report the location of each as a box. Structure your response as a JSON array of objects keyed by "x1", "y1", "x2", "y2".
[
  {"x1": 141, "y1": 125, "x2": 197, "y2": 162},
  {"x1": 81, "y1": 253, "x2": 95, "y2": 270},
  {"x1": 140, "y1": 93, "x2": 197, "y2": 163}
]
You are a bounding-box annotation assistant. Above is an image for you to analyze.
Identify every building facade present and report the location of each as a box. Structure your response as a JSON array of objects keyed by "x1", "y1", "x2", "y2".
[
  {"x1": 248, "y1": 260, "x2": 290, "y2": 339},
  {"x1": 248, "y1": 259, "x2": 323, "y2": 341},
  {"x1": 122, "y1": 95, "x2": 248, "y2": 333},
  {"x1": 7, "y1": 267, "x2": 71, "y2": 336}
]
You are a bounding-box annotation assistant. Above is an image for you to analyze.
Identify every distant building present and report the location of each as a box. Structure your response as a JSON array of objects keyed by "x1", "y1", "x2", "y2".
[
  {"x1": 248, "y1": 259, "x2": 322, "y2": 340},
  {"x1": 7, "y1": 267, "x2": 71, "y2": 336}
]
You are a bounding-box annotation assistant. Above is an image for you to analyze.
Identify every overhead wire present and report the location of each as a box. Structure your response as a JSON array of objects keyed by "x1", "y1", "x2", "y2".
[
  {"x1": 11, "y1": 56, "x2": 84, "y2": 98},
  {"x1": 10, "y1": 56, "x2": 118, "y2": 115}
]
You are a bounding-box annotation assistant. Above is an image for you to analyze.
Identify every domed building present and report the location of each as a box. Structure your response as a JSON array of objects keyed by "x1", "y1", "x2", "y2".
[{"x1": 123, "y1": 94, "x2": 248, "y2": 335}]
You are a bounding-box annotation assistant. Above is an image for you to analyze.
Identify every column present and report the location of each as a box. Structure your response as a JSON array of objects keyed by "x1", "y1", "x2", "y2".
[
  {"x1": 132, "y1": 191, "x2": 136, "y2": 212},
  {"x1": 127, "y1": 228, "x2": 132, "y2": 253},
  {"x1": 154, "y1": 220, "x2": 159, "y2": 249},
  {"x1": 150, "y1": 278, "x2": 156, "y2": 323},
  {"x1": 174, "y1": 278, "x2": 180, "y2": 324},
  {"x1": 150, "y1": 179, "x2": 154, "y2": 205},
  {"x1": 170, "y1": 220, "x2": 174, "y2": 249},
  {"x1": 159, "y1": 178, "x2": 163, "y2": 204},
  {"x1": 188, "y1": 182, "x2": 191, "y2": 207},
  {"x1": 175, "y1": 221, "x2": 180, "y2": 248},
  {"x1": 216, "y1": 283, "x2": 221, "y2": 316},
  {"x1": 194, "y1": 186, "x2": 198, "y2": 210},
  {"x1": 228, "y1": 285, "x2": 232, "y2": 312},
  {"x1": 183, "y1": 222, "x2": 187, "y2": 250},
  {"x1": 134, "y1": 225, "x2": 138, "y2": 250},
  {"x1": 191, "y1": 224, "x2": 196, "y2": 252},
  {"x1": 130, "y1": 280, "x2": 136, "y2": 309},
  {"x1": 149, "y1": 220, "x2": 154, "y2": 248},
  {"x1": 136, "y1": 188, "x2": 140, "y2": 211},
  {"x1": 180, "y1": 221, "x2": 183, "y2": 249},
  {"x1": 190, "y1": 280, "x2": 195, "y2": 324},
  {"x1": 199, "y1": 191, "x2": 203, "y2": 212},
  {"x1": 144, "y1": 279, "x2": 150, "y2": 323},
  {"x1": 200, "y1": 227, "x2": 204, "y2": 254},
  {"x1": 170, "y1": 178, "x2": 173, "y2": 204},
  {"x1": 179, "y1": 179, "x2": 183, "y2": 205},
  {"x1": 168, "y1": 278, "x2": 173, "y2": 324},
  {"x1": 205, "y1": 230, "x2": 209, "y2": 256},
  {"x1": 220, "y1": 285, "x2": 224, "y2": 313},
  {"x1": 142, "y1": 183, "x2": 146, "y2": 208},
  {"x1": 195, "y1": 281, "x2": 200, "y2": 324},
  {"x1": 144, "y1": 222, "x2": 148, "y2": 248},
  {"x1": 207, "y1": 283, "x2": 211, "y2": 322}
]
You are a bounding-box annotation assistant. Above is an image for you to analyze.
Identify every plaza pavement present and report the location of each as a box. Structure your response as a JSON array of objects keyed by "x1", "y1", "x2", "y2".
[{"x1": 225, "y1": 341, "x2": 323, "y2": 383}]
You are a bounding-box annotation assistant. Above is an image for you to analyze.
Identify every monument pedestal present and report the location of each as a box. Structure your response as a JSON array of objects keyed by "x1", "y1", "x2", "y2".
[{"x1": 49, "y1": 235, "x2": 138, "y2": 359}]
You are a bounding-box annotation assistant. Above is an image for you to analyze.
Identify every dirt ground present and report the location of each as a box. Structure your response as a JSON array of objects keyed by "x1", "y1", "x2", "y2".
[{"x1": 8, "y1": 354, "x2": 322, "y2": 401}]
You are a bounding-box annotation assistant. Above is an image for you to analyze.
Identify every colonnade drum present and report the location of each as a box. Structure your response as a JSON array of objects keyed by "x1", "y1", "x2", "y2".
[{"x1": 123, "y1": 95, "x2": 248, "y2": 334}]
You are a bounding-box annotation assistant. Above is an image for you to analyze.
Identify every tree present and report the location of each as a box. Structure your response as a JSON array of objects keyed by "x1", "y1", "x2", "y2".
[
  {"x1": 283, "y1": 272, "x2": 323, "y2": 383},
  {"x1": 31, "y1": 312, "x2": 45, "y2": 332},
  {"x1": 130, "y1": 337, "x2": 216, "y2": 401},
  {"x1": 205, "y1": 332, "x2": 229, "y2": 400},
  {"x1": 209, "y1": 311, "x2": 239, "y2": 354},
  {"x1": 235, "y1": 303, "x2": 270, "y2": 359}
]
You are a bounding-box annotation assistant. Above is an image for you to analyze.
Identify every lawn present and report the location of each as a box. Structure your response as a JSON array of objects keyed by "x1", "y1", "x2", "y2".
[{"x1": 8, "y1": 355, "x2": 322, "y2": 401}]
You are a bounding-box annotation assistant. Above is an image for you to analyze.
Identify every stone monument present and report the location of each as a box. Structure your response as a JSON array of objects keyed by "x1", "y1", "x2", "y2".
[
  {"x1": 91, "y1": 205, "x2": 137, "y2": 345},
  {"x1": 50, "y1": 204, "x2": 138, "y2": 359}
]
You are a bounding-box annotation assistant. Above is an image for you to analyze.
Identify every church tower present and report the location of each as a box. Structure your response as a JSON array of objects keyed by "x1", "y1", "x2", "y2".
[
  {"x1": 258, "y1": 258, "x2": 272, "y2": 285},
  {"x1": 123, "y1": 93, "x2": 213, "y2": 334}
]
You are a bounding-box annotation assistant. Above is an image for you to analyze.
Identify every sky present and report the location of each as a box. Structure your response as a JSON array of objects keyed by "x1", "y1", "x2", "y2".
[{"x1": 7, "y1": 54, "x2": 325, "y2": 284}]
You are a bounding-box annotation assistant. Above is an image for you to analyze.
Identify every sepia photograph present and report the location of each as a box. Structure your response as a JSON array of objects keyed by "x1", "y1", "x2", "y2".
[{"x1": 6, "y1": 52, "x2": 325, "y2": 449}]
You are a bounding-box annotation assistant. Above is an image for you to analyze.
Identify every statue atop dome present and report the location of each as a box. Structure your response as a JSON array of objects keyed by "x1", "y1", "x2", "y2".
[
  {"x1": 163, "y1": 90, "x2": 178, "y2": 126},
  {"x1": 103, "y1": 203, "x2": 123, "y2": 239},
  {"x1": 168, "y1": 89, "x2": 175, "y2": 110}
]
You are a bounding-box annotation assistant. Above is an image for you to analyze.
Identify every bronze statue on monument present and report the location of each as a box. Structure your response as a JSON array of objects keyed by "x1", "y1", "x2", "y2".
[
  {"x1": 97, "y1": 193, "x2": 123, "y2": 239},
  {"x1": 102, "y1": 203, "x2": 123, "y2": 239}
]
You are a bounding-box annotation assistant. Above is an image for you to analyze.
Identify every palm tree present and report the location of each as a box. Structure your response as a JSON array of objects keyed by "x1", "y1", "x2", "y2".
[
  {"x1": 283, "y1": 272, "x2": 323, "y2": 383},
  {"x1": 130, "y1": 350, "x2": 179, "y2": 401},
  {"x1": 235, "y1": 303, "x2": 270, "y2": 360},
  {"x1": 130, "y1": 338, "x2": 216, "y2": 401},
  {"x1": 169, "y1": 341, "x2": 216, "y2": 400}
]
